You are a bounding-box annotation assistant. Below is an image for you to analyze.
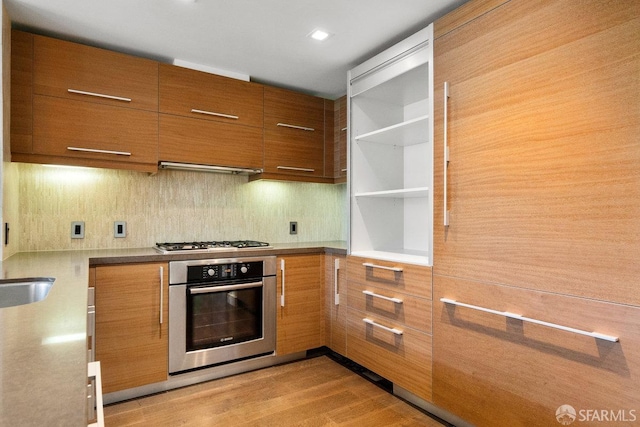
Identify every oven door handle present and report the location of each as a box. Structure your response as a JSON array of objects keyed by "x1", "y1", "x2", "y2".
[{"x1": 188, "y1": 281, "x2": 263, "y2": 294}]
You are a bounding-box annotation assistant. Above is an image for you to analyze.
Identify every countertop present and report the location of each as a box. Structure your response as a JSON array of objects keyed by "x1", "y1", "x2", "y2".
[{"x1": 0, "y1": 241, "x2": 346, "y2": 426}]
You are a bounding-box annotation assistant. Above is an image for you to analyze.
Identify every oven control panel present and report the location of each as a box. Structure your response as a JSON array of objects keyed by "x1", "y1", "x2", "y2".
[{"x1": 186, "y1": 261, "x2": 264, "y2": 283}]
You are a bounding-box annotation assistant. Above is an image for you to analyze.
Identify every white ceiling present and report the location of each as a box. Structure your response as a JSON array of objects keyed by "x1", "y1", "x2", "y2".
[{"x1": 4, "y1": 0, "x2": 469, "y2": 99}]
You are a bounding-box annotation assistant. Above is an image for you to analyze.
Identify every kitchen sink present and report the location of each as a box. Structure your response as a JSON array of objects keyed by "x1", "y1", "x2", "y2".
[{"x1": 0, "y1": 277, "x2": 55, "y2": 308}]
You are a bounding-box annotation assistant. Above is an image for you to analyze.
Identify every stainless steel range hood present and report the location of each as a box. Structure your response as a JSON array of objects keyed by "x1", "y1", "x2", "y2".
[{"x1": 158, "y1": 162, "x2": 263, "y2": 175}]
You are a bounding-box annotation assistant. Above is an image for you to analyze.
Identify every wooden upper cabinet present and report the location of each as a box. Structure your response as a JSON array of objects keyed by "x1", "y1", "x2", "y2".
[
  {"x1": 159, "y1": 63, "x2": 263, "y2": 128},
  {"x1": 33, "y1": 34, "x2": 158, "y2": 111},
  {"x1": 263, "y1": 86, "x2": 325, "y2": 178},
  {"x1": 433, "y1": 0, "x2": 640, "y2": 306},
  {"x1": 334, "y1": 95, "x2": 347, "y2": 183},
  {"x1": 10, "y1": 30, "x2": 33, "y2": 155}
]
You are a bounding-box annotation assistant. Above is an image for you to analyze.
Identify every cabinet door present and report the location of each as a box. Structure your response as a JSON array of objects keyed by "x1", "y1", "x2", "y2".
[
  {"x1": 159, "y1": 114, "x2": 263, "y2": 170},
  {"x1": 433, "y1": 275, "x2": 640, "y2": 427},
  {"x1": 326, "y1": 254, "x2": 347, "y2": 355},
  {"x1": 159, "y1": 63, "x2": 264, "y2": 128},
  {"x1": 276, "y1": 254, "x2": 324, "y2": 355},
  {"x1": 32, "y1": 96, "x2": 158, "y2": 171},
  {"x1": 433, "y1": 0, "x2": 640, "y2": 305},
  {"x1": 10, "y1": 30, "x2": 33, "y2": 154},
  {"x1": 33, "y1": 34, "x2": 158, "y2": 111},
  {"x1": 334, "y1": 95, "x2": 348, "y2": 182},
  {"x1": 264, "y1": 86, "x2": 325, "y2": 177},
  {"x1": 95, "y1": 263, "x2": 168, "y2": 394}
]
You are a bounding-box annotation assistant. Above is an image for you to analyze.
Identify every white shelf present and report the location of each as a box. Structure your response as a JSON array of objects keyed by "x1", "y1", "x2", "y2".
[
  {"x1": 355, "y1": 115, "x2": 429, "y2": 146},
  {"x1": 350, "y1": 249, "x2": 430, "y2": 266},
  {"x1": 355, "y1": 187, "x2": 429, "y2": 198}
]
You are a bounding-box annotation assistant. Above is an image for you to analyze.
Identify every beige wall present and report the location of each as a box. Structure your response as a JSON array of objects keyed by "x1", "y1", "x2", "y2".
[{"x1": 15, "y1": 163, "x2": 347, "y2": 252}]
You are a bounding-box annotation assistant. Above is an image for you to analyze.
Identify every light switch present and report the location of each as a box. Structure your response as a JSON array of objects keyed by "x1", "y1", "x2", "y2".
[
  {"x1": 114, "y1": 221, "x2": 126, "y2": 238},
  {"x1": 71, "y1": 221, "x2": 85, "y2": 239}
]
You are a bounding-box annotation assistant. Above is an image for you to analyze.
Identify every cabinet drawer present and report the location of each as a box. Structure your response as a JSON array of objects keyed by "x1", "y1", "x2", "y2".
[
  {"x1": 433, "y1": 275, "x2": 640, "y2": 427},
  {"x1": 347, "y1": 308, "x2": 432, "y2": 402},
  {"x1": 159, "y1": 114, "x2": 263, "y2": 170},
  {"x1": 33, "y1": 96, "x2": 158, "y2": 167},
  {"x1": 159, "y1": 64, "x2": 263, "y2": 128},
  {"x1": 33, "y1": 35, "x2": 158, "y2": 111},
  {"x1": 347, "y1": 256, "x2": 432, "y2": 300},
  {"x1": 348, "y1": 282, "x2": 431, "y2": 333}
]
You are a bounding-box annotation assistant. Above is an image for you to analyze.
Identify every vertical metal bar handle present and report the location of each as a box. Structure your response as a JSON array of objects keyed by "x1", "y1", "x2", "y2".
[
  {"x1": 159, "y1": 267, "x2": 164, "y2": 325},
  {"x1": 280, "y1": 259, "x2": 286, "y2": 307},
  {"x1": 334, "y1": 258, "x2": 340, "y2": 306},
  {"x1": 444, "y1": 81, "x2": 450, "y2": 227}
]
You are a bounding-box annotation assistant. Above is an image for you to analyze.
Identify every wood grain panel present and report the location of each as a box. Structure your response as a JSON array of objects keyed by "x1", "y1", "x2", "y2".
[
  {"x1": 433, "y1": 0, "x2": 640, "y2": 305},
  {"x1": 95, "y1": 263, "x2": 168, "y2": 394},
  {"x1": 10, "y1": 30, "x2": 33, "y2": 154},
  {"x1": 33, "y1": 96, "x2": 158, "y2": 167},
  {"x1": 276, "y1": 255, "x2": 325, "y2": 355},
  {"x1": 264, "y1": 86, "x2": 325, "y2": 176},
  {"x1": 347, "y1": 308, "x2": 432, "y2": 402},
  {"x1": 347, "y1": 256, "x2": 432, "y2": 300},
  {"x1": 335, "y1": 95, "x2": 348, "y2": 182},
  {"x1": 325, "y1": 254, "x2": 347, "y2": 355},
  {"x1": 349, "y1": 282, "x2": 432, "y2": 333},
  {"x1": 159, "y1": 114, "x2": 263, "y2": 169},
  {"x1": 159, "y1": 63, "x2": 263, "y2": 128},
  {"x1": 434, "y1": 0, "x2": 509, "y2": 39},
  {"x1": 33, "y1": 34, "x2": 158, "y2": 111},
  {"x1": 433, "y1": 275, "x2": 640, "y2": 427},
  {"x1": 324, "y1": 99, "x2": 335, "y2": 178}
]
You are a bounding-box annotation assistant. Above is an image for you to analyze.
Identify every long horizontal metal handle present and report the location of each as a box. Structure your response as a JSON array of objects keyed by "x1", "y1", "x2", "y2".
[
  {"x1": 362, "y1": 262, "x2": 403, "y2": 273},
  {"x1": 277, "y1": 166, "x2": 315, "y2": 172},
  {"x1": 362, "y1": 290, "x2": 403, "y2": 304},
  {"x1": 363, "y1": 318, "x2": 403, "y2": 335},
  {"x1": 440, "y1": 298, "x2": 619, "y2": 342},
  {"x1": 189, "y1": 281, "x2": 263, "y2": 294},
  {"x1": 68, "y1": 88, "x2": 131, "y2": 103},
  {"x1": 191, "y1": 108, "x2": 239, "y2": 120},
  {"x1": 277, "y1": 122, "x2": 315, "y2": 132},
  {"x1": 67, "y1": 146, "x2": 132, "y2": 156}
]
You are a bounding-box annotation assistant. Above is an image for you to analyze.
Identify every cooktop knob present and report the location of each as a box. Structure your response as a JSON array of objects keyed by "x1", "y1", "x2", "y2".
[
  {"x1": 207, "y1": 268, "x2": 215, "y2": 276},
  {"x1": 240, "y1": 265, "x2": 248, "y2": 274}
]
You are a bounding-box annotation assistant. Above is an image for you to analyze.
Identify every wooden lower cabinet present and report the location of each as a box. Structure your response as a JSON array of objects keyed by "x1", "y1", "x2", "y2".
[
  {"x1": 325, "y1": 254, "x2": 347, "y2": 356},
  {"x1": 345, "y1": 256, "x2": 433, "y2": 402},
  {"x1": 433, "y1": 275, "x2": 640, "y2": 427},
  {"x1": 276, "y1": 254, "x2": 325, "y2": 355},
  {"x1": 94, "y1": 263, "x2": 169, "y2": 394}
]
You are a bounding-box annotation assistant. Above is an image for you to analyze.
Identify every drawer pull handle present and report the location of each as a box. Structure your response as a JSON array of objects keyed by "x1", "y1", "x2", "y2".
[
  {"x1": 362, "y1": 290, "x2": 403, "y2": 304},
  {"x1": 363, "y1": 318, "x2": 403, "y2": 335},
  {"x1": 191, "y1": 109, "x2": 239, "y2": 120},
  {"x1": 277, "y1": 166, "x2": 315, "y2": 173},
  {"x1": 67, "y1": 147, "x2": 132, "y2": 156},
  {"x1": 440, "y1": 298, "x2": 619, "y2": 342},
  {"x1": 334, "y1": 258, "x2": 340, "y2": 306},
  {"x1": 68, "y1": 88, "x2": 131, "y2": 103},
  {"x1": 277, "y1": 122, "x2": 315, "y2": 132},
  {"x1": 362, "y1": 262, "x2": 403, "y2": 273}
]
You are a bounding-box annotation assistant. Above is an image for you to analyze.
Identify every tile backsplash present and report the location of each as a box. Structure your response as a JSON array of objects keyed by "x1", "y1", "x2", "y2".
[{"x1": 15, "y1": 163, "x2": 347, "y2": 252}]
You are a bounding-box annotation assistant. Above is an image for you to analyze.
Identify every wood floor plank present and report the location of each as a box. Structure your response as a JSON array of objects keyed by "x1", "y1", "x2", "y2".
[{"x1": 104, "y1": 356, "x2": 447, "y2": 426}]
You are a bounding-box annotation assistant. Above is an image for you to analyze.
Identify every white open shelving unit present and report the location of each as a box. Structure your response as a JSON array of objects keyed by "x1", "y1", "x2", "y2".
[{"x1": 348, "y1": 24, "x2": 434, "y2": 266}]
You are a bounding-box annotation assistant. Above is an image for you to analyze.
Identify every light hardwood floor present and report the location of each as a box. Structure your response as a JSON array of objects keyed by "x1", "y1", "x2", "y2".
[{"x1": 104, "y1": 355, "x2": 448, "y2": 426}]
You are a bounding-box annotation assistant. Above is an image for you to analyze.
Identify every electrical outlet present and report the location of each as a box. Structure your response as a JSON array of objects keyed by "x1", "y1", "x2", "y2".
[
  {"x1": 114, "y1": 221, "x2": 127, "y2": 238},
  {"x1": 289, "y1": 221, "x2": 298, "y2": 235},
  {"x1": 71, "y1": 221, "x2": 85, "y2": 239}
]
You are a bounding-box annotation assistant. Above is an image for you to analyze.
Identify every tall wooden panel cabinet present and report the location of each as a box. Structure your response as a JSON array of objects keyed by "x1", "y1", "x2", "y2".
[{"x1": 432, "y1": 0, "x2": 640, "y2": 425}]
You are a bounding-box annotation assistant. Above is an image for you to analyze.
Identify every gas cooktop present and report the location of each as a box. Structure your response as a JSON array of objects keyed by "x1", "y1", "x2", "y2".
[{"x1": 154, "y1": 240, "x2": 271, "y2": 254}]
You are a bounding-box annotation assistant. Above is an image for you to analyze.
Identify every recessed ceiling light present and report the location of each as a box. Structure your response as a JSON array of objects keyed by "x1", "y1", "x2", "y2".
[{"x1": 308, "y1": 29, "x2": 332, "y2": 41}]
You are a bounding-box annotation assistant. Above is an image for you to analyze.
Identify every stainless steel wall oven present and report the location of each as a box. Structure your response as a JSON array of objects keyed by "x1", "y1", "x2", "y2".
[{"x1": 169, "y1": 256, "x2": 276, "y2": 374}]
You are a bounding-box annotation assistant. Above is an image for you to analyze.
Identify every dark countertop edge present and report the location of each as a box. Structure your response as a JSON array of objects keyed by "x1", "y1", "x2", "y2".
[{"x1": 87, "y1": 241, "x2": 347, "y2": 265}]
